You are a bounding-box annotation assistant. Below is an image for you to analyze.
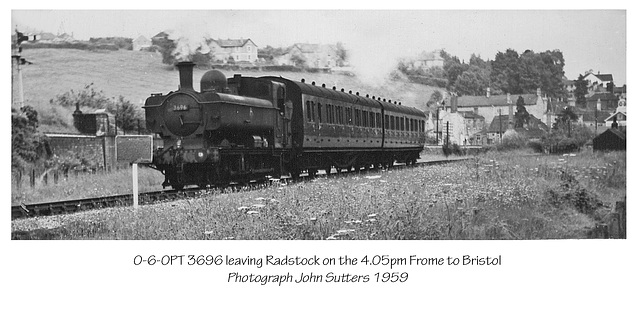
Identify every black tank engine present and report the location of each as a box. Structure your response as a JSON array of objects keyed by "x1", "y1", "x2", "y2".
[{"x1": 144, "y1": 62, "x2": 426, "y2": 189}]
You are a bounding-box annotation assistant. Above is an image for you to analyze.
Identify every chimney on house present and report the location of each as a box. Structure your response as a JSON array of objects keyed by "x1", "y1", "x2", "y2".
[
  {"x1": 451, "y1": 95, "x2": 458, "y2": 113},
  {"x1": 597, "y1": 98, "x2": 602, "y2": 111},
  {"x1": 486, "y1": 87, "x2": 490, "y2": 98}
]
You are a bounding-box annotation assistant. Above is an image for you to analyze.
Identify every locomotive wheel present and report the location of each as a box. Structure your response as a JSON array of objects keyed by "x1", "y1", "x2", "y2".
[{"x1": 324, "y1": 167, "x2": 331, "y2": 175}]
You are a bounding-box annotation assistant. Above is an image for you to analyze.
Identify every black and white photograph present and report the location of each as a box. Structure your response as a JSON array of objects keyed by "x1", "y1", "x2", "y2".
[{"x1": 4, "y1": 4, "x2": 637, "y2": 312}]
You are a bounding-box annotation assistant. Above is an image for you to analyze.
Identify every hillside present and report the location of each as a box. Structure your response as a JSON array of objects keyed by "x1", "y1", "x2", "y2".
[{"x1": 11, "y1": 49, "x2": 443, "y2": 133}]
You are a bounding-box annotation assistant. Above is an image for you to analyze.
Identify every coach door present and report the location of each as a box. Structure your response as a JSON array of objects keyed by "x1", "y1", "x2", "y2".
[{"x1": 274, "y1": 83, "x2": 291, "y2": 148}]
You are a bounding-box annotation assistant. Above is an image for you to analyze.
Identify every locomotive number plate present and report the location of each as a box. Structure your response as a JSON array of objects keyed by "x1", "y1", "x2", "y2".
[
  {"x1": 172, "y1": 104, "x2": 189, "y2": 111},
  {"x1": 116, "y1": 135, "x2": 154, "y2": 163}
]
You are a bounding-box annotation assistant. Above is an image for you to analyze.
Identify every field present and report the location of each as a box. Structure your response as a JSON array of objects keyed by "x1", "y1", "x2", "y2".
[
  {"x1": 12, "y1": 48, "x2": 441, "y2": 133},
  {"x1": 11, "y1": 150, "x2": 626, "y2": 240},
  {"x1": 10, "y1": 48, "x2": 626, "y2": 240}
]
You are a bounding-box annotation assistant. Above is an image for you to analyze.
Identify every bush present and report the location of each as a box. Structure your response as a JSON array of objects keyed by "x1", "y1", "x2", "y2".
[
  {"x1": 442, "y1": 142, "x2": 465, "y2": 156},
  {"x1": 527, "y1": 140, "x2": 545, "y2": 153},
  {"x1": 496, "y1": 131, "x2": 527, "y2": 151},
  {"x1": 12, "y1": 106, "x2": 51, "y2": 171},
  {"x1": 49, "y1": 83, "x2": 111, "y2": 110}
]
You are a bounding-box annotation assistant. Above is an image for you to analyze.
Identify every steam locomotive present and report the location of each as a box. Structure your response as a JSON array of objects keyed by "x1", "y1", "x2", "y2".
[{"x1": 144, "y1": 62, "x2": 426, "y2": 189}]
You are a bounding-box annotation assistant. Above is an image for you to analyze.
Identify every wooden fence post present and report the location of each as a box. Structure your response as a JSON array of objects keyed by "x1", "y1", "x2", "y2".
[
  {"x1": 615, "y1": 200, "x2": 626, "y2": 239},
  {"x1": 30, "y1": 169, "x2": 36, "y2": 187},
  {"x1": 17, "y1": 171, "x2": 22, "y2": 190}
]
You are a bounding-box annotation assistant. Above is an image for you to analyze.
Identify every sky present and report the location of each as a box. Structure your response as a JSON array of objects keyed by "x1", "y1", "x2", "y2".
[{"x1": 10, "y1": 9, "x2": 628, "y2": 85}]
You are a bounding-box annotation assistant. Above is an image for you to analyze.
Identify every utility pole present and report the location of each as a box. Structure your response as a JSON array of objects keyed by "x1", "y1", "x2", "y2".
[
  {"x1": 445, "y1": 121, "x2": 450, "y2": 146},
  {"x1": 435, "y1": 107, "x2": 439, "y2": 145},
  {"x1": 595, "y1": 107, "x2": 598, "y2": 133},
  {"x1": 498, "y1": 108, "x2": 503, "y2": 144},
  {"x1": 12, "y1": 28, "x2": 37, "y2": 107}
]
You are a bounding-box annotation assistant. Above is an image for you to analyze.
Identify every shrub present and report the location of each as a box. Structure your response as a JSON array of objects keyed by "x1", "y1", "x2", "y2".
[
  {"x1": 49, "y1": 83, "x2": 111, "y2": 110},
  {"x1": 496, "y1": 131, "x2": 527, "y2": 151},
  {"x1": 12, "y1": 106, "x2": 51, "y2": 171},
  {"x1": 527, "y1": 140, "x2": 545, "y2": 153}
]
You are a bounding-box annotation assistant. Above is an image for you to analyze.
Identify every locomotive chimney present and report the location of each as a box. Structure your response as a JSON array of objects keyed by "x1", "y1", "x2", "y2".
[{"x1": 176, "y1": 61, "x2": 195, "y2": 90}]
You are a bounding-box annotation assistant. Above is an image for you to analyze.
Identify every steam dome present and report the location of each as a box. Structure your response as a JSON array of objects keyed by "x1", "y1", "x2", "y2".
[{"x1": 200, "y1": 70, "x2": 228, "y2": 92}]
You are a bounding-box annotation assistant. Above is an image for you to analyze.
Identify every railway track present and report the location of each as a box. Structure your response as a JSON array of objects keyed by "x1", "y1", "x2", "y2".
[{"x1": 11, "y1": 157, "x2": 470, "y2": 220}]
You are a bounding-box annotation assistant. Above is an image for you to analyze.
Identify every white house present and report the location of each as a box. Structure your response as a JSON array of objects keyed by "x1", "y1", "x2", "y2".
[
  {"x1": 210, "y1": 38, "x2": 258, "y2": 64},
  {"x1": 132, "y1": 35, "x2": 151, "y2": 51}
]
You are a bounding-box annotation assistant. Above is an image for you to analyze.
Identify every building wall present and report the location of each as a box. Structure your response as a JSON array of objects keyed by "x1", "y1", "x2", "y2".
[{"x1": 46, "y1": 134, "x2": 119, "y2": 170}]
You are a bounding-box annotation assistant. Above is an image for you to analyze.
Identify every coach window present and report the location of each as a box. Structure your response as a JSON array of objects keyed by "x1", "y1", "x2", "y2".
[
  {"x1": 385, "y1": 115, "x2": 390, "y2": 129},
  {"x1": 390, "y1": 115, "x2": 395, "y2": 130},
  {"x1": 306, "y1": 101, "x2": 312, "y2": 122},
  {"x1": 317, "y1": 103, "x2": 323, "y2": 123},
  {"x1": 362, "y1": 111, "x2": 368, "y2": 128},
  {"x1": 376, "y1": 113, "x2": 381, "y2": 129}
]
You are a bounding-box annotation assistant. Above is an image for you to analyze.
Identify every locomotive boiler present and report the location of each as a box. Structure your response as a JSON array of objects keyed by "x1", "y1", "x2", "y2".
[{"x1": 144, "y1": 61, "x2": 426, "y2": 189}]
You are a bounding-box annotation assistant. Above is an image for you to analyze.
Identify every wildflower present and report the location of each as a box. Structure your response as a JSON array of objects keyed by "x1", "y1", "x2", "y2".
[
  {"x1": 223, "y1": 237, "x2": 235, "y2": 240},
  {"x1": 255, "y1": 197, "x2": 266, "y2": 201},
  {"x1": 367, "y1": 213, "x2": 377, "y2": 218},
  {"x1": 326, "y1": 235, "x2": 338, "y2": 240},
  {"x1": 366, "y1": 175, "x2": 382, "y2": 179},
  {"x1": 251, "y1": 204, "x2": 266, "y2": 209},
  {"x1": 246, "y1": 210, "x2": 259, "y2": 215},
  {"x1": 204, "y1": 230, "x2": 213, "y2": 235},
  {"x1": 237, "y1": 206, "x2": 249, "y2": 211}
]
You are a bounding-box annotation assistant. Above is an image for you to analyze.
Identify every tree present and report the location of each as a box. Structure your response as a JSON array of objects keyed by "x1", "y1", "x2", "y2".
[
  {"x1": 491, "y1": 49, "x2": 521, "y2": 94},
  {"x1": 454, "y1": 65, "x2": 491, "y2": 96},
  {"x1": 426, "y1": 90, "x2": 443, "y2": 108},
  {"x1": 574, "y1": 74, "x2": 589, "y2": 108},
  {"x1": 555, "y1": 106, "x2": 578, "y2": 136},
  {"x1": 290, "y1": 53, "x2": 306, "y2": 68},
  {"x1": 107, "y1": 96, "x2": 142, "y2": 134},
  {"x1": 12, "y1": 106, "x2": 51, "y2": 170},
  {"x1": 514, "y1": 96, "x2": 530, "y2": 128}
]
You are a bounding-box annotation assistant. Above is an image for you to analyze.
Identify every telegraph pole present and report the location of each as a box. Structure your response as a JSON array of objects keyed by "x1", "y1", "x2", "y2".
[
  {"x1": 498, "y1": 108, "x2": 503, "y2": 144},
  {"x1": 12, "y1": 28, "x2": 37, "y2": 107}
]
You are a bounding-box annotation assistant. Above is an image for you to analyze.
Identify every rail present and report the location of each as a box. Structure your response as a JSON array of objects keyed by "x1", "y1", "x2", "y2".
[{"x1": 11, "y1": 157, "x2": 470, "y2": 220}]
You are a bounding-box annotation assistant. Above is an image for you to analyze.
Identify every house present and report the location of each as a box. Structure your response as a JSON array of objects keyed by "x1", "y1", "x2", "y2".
[
  {"x1": 275, "y1": 43, "x2": 339, "y2": 68},
  {"x1": 586, "y1": 93, "x2": 619, "y2": 111},
  {"x1": 435, "y1": 110, "x2": 467, "y2": 145},
  {"x1": 36, "y1": 32, "x2": 56, "y2": 41},
  {"x1": 52, "y1": 32, "x2": 74, "y2": 42},
  {"x1": 460, "y1": 111, "x2": 486, "y2": 145},
  {"x1": 414, "y1": 50, "x2": 444, "y2": 70},
  {"x1": 445, "y1": 88, "x2": 549, "y2": 129},
  {"x1": 584, "y1": 72, "x2": 614, "y2": 93},
  {"x1": 604, "y1": 98, "x2": 627, "y2": 129},
  {"x1": 486, "y1": 115, "x2": 510, "y2": 144},
  {"x1": 132, "y1": 35, "x2": 152, "y2": 51},
  {"x1": 593, "y1": 128, "x2": 626, "y2": 151},
  {"x1": 210, "y1": 38, "x2": 258, "y2": 64}
]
